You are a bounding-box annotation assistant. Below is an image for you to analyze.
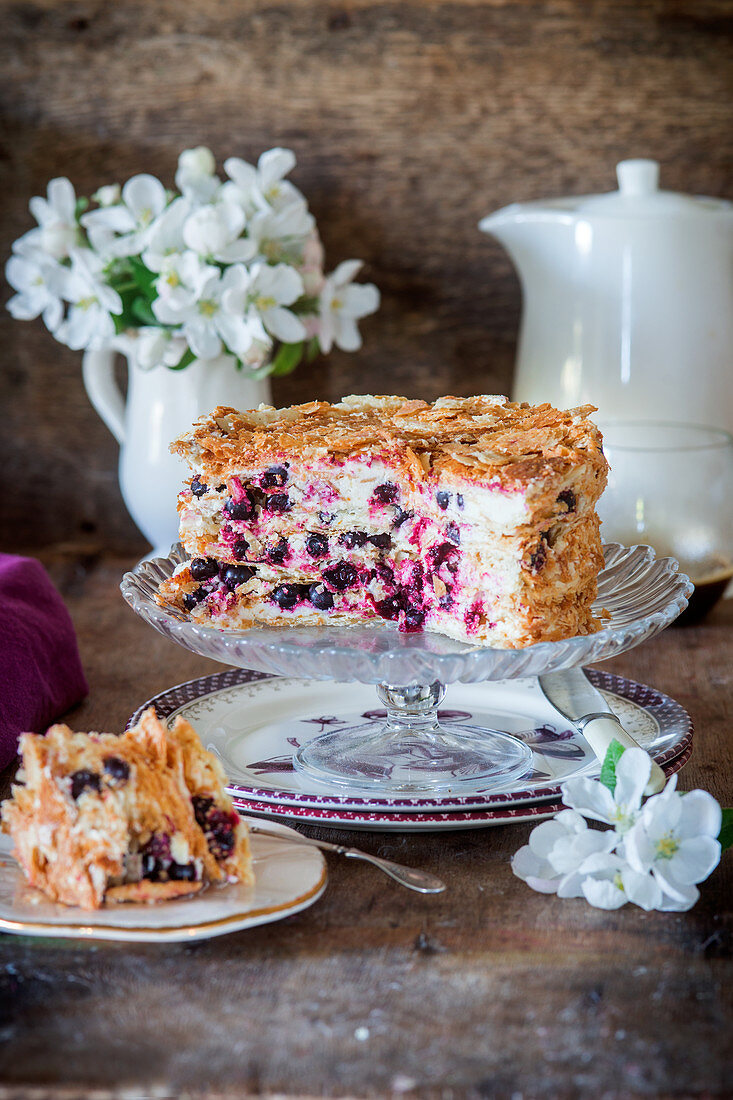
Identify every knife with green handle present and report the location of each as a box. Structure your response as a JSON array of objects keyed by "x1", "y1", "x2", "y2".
[{"x1": 538, "y1": 668, "x2": 667, "y2": 795}]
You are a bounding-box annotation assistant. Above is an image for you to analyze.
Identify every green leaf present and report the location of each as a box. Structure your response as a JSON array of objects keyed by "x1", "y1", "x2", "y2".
[
  {"x1": 128, "y1": 256, "x2": 157, "y2": 296},
  {"x1": 74, "y1": 196, "x2": 89, "y2": 219},
  {"x1": 269, "y1": 340, "x2": 304, "y2": 377},
  {"x1": 718, "y1": 808, "x2": 733, "y2": 852},
  {"x1": 168, "y1": 347, "x2": 196, "y2": 371},
  {"x1": 599, "y1": 739, "x2": 626, "y2": 794},
  {"x1": 110, "y1": 284, "x2": 140, "y2": 332},
  {"x1": 247, "y1": 358, "x2": 278, "y2": 381},
  {"x1": 305, "y1": 335, "x2": 321, "y2": 363},
  {"x1": 130, "y1": 296, "x2": 157, "y2": 326},
  {"x1": 290, "y1": 295, "x2": 319, "y2": 316}
]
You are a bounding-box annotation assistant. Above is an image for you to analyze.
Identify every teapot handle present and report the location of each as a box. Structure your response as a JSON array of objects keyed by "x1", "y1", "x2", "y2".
[{"x1": 82, "y1": 347, "x2": 126, "y2": 445}]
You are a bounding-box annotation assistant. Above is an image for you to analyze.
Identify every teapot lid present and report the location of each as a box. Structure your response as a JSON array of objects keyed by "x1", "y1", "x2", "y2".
[{"x1": 576, "y1": 159, "x2": 728, "y2": 217}]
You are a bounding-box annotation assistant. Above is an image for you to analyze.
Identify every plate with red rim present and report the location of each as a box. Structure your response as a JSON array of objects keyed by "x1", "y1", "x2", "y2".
[
  {"x1": 128, "y1": 669, "x2": 693, "y2": 816},
  {"x1": 230, "y1": 742, "x2": 692, "y2": 832}
]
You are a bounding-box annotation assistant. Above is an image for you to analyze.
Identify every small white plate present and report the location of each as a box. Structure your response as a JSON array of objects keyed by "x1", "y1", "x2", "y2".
[{"x1": 0, "y1": 819, "x2": 326, "y2": 943}]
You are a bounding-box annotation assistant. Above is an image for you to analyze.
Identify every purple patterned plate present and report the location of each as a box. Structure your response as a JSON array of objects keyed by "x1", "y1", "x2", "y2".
[
  {"x1": 230, "y1": 743, "x2": 692, "y2": 832},
  {"x1": 128, "y1": 669, "x2": 693, "y2": 815}
]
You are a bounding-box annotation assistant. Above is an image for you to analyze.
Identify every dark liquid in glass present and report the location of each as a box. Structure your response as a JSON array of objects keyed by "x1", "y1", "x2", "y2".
[{"x1": 675, "y1": 566, "x2": 733, "y2": 626}]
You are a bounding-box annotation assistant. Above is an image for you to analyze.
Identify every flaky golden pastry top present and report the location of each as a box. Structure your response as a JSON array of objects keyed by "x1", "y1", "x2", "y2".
[{"x1": 172, "y1": 394, "x2": 606, "y2": 490}]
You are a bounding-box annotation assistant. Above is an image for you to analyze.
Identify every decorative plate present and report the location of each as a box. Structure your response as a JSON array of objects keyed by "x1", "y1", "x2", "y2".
[
  {"x1": 128, "y1": 669, "x2": 693, "y2": 814},
  {"x1": 230, "y1": 743, "x2": 692, "y2": 833},
  {"x1": 0, "y1": 820, "x2": 326, "y2": 943}
]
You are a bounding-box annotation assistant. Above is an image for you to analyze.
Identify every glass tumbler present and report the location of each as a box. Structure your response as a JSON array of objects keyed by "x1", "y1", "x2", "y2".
[{"x1": 597, "y1": 422, "x2": 733, "y2": 623}]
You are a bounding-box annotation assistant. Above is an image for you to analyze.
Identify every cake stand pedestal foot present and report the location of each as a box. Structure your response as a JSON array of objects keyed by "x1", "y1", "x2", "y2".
[{"x1": 293, "y1": 680, "x2": 533, "y2": 795}]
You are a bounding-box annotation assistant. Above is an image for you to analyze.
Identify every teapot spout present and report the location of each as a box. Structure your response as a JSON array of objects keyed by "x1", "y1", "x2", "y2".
[
  {"x1": 478, "y1": 203, "x2": 524, "y2": 239},
  {"x1": 478, "y1": 202, "x2": 575, "y2": 273},
  {"x1": 479, "y1": 201, "x2": 571, "y2": 242}
]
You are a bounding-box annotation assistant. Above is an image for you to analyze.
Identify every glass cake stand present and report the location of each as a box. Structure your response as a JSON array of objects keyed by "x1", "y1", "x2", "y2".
[{"x1": 121, "y1": 543, "x2": 692, "y2": 796}]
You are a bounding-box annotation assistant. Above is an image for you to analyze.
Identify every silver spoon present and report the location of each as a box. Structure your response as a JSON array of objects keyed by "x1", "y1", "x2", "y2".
[{"x1": 247, "y1": 822, "x2": 446, "y2": 894}]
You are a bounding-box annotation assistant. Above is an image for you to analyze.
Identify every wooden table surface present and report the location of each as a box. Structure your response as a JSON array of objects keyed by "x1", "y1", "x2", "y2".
[{"x1": 1, "y1": 551, "x2": 731, "y2": 1098}]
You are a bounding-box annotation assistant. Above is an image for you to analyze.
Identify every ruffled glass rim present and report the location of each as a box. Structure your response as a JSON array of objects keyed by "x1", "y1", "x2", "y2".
[{"x1": 121, "y1": 542, "x2": 693, "y2": 686}]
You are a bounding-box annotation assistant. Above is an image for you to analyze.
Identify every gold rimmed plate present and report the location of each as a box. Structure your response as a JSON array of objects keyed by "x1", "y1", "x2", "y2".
[{"x1": 0, "y1": 818, "x2": 326, "y2": 943}]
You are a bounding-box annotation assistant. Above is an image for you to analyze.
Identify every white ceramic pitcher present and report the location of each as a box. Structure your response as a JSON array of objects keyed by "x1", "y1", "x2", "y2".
[
  {"x1": 479, "y1": 159, "x2": 733, "y2": 431},
  {"x1": 83, "y1": 347, "x2": 271, "y2": 557}
]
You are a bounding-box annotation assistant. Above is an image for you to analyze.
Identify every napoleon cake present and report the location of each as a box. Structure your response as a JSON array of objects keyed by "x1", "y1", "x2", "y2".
[
  {"x1": 1, "y1": 708, "x2": 253, "y2": 910},
  {"x1": 158, "y1": 394, "x2": 608, "y2": 649}
]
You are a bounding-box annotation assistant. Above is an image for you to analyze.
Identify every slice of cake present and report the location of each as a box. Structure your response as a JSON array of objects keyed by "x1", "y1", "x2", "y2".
[
  {"x1": 1, "y1": 708, "x2": 253, "y2": 910},
  {"x1": 158, "y1": 394, "x2": 608, "y2": 649}
]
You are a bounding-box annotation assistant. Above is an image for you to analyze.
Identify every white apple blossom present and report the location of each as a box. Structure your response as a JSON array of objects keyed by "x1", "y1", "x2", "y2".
[
  {"x1": 239, "y1": 335, "x2": 274, "y2": 373},
  {"x1": 141, "y1": 198, "x2": 191, "y2": 272},
  {"x1": 27, "y1": 177, "x2": 80, "y2": 260},
  {"x1": 223, "y1": 148, "x2": 303, "y2": 214},
  {"x1": 236, "y1": 262, "x2": 307, "y2": 344},
  {"x1": 153, "y1": 264, "x2": 257, "y2": 359},
  {"x1": 513, "y1": 816, "x2": 670, "y2": 912},
  {"x1": 153, "y1": 250, "x2": 216, "y2": 310},
  {"x1": 513, "y1": 743, "x2": 725, "y2": 914},
  {"x1": 511, "y1": 809, "x2": 617, "y2": 894},
  {"x1": 623, "y1": 778, "x2": 722, "y2": 912},
  {"x1": 560, "y1": 852, "x2": 665, "y2": 911},
  {"x1": 182, "y1": 200, "x2": 256, "y2": 264},
  {"x1": 5, "y1": 249, "x2": 67, "y2": 333},
  {"x1": 6, "y1": 146, "x2": 381, "y2": 375},
  {"x1": 561, "y1": 746, "x2": 651, "y2": 835},
  {"x1": 133, "y1": 327, "x2": 187, "y2": 371},
  {"x1": 82, "y1": 173, "x2": 167, "y2": 258},
  {"x1": 247, "y1": 202, "x2": 315, "y2": 265},
  {"x1": 175, "y1": 146, "x2": 220, "y2": 204},
  {"x1": 318, "y1": 260, "x2": 380, "y2": 352},
  {"x1": 56, "y1": 249, "x2": 122, "y2": 350}
]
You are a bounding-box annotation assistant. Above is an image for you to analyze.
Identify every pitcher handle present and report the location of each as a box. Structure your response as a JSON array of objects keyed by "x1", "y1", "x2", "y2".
[{"x1": 82, "y1": 347, "x2": 126, "y2": 445}]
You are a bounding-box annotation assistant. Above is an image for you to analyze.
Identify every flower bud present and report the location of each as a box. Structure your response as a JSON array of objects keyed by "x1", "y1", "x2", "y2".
[
  {"x1": 178, "y1": 147, "x2": 216, "y2": 177},
  {"x1": 92, "y1": 184, "x2": 121, "y2": 207}
]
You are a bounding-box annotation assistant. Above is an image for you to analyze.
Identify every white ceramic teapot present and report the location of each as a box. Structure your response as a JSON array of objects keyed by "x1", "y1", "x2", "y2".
[{"x1": 479, "y1": 159, "x2": 733, "y2": 431}]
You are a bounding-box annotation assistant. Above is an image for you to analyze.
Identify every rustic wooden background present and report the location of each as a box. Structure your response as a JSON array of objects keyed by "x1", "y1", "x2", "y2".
[{"x1": 1, "y1": 0, "x2": 731, "y2": 553}]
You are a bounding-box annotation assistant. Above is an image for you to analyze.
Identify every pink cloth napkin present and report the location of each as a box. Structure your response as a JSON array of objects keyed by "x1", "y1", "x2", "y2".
[{"x1": 0, "y1": 553, "x2": 88, "y2": 771}]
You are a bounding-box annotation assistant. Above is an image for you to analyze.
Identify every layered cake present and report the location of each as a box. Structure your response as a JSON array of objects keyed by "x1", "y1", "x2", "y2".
[
  {"x1": 158, "y1": 395, "x2": 608, "y2": 648},
  {"x1": 1, "y1": 708, "x2": 253, "y2": 909}
]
